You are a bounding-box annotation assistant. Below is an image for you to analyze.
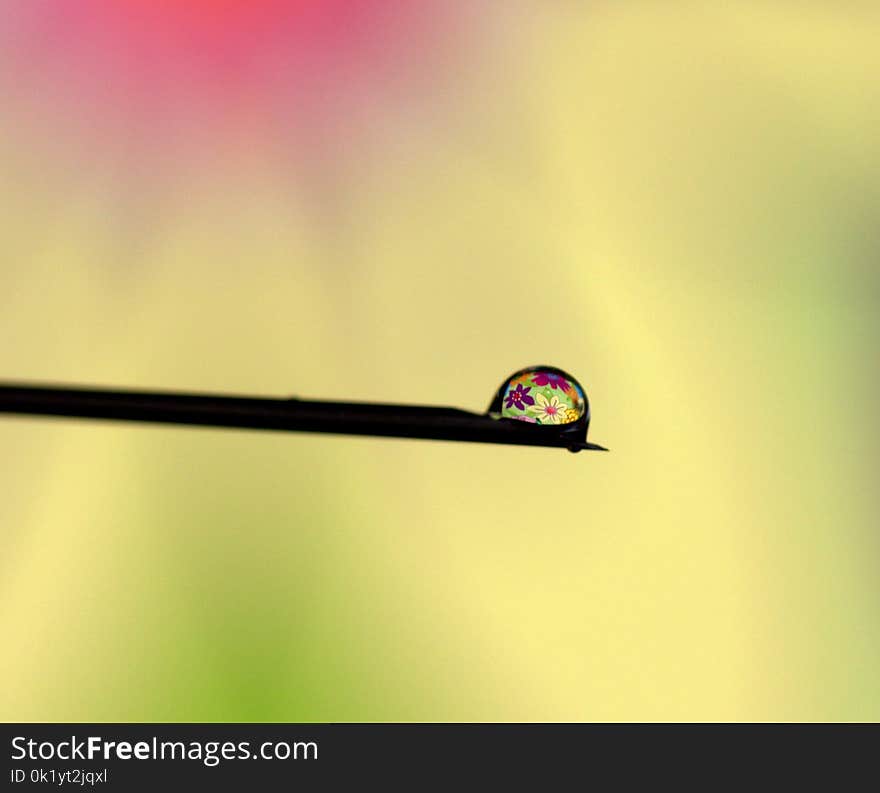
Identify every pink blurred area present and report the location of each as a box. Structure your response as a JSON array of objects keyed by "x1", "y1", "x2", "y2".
[{"x1": 1, "y1": 1, "x2": 487, "y2": 170}]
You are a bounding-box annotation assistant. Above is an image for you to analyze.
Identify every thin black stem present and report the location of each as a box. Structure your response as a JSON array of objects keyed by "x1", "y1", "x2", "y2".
[{"x1": 0, "y1": 382, "x2": 606, "y2": 451}]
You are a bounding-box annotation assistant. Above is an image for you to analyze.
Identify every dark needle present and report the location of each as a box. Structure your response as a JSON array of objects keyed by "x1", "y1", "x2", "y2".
[{"x1": 0, "y1": 371, "x2": 607, "y2": 452}]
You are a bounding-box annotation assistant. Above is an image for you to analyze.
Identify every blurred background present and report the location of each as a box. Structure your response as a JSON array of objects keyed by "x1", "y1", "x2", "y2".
[{"x1": 1, "y1": 1, "x2": 878, "y2": 721}]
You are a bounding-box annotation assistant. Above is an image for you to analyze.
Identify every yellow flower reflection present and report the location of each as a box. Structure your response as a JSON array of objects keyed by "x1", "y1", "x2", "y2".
[{"x1": 530, "y1": 393, "x2": 567, "y2": 424}]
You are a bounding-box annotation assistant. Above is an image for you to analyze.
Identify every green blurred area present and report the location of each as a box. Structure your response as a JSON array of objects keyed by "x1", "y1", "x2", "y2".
[{"x1": 2, "y1": 2, "x2": 879, "y2": 720}]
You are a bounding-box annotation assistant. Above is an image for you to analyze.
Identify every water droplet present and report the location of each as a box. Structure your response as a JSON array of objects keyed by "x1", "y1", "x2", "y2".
[{"x1": 490, "y1": 366, "x2": 588, "y2": 427}]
